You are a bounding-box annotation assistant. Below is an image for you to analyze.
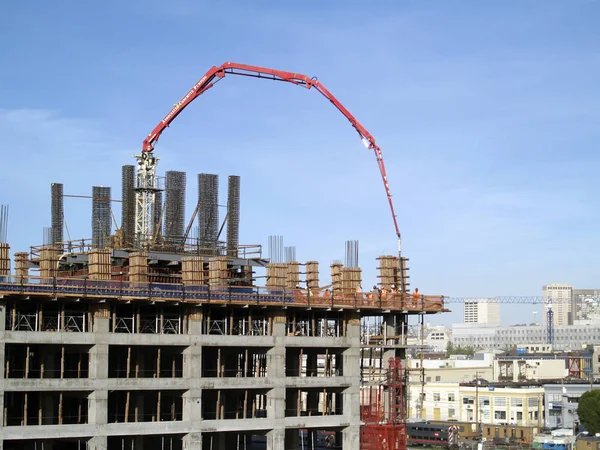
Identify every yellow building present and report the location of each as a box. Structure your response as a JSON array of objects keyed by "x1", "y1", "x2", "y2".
[{"x1": 408, "y1": 382, "x2": 544, "y2": 427}]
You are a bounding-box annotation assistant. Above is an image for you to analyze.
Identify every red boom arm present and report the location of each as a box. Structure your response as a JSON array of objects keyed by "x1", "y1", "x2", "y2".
[{"x1": 142, "y1": 62, "x2": 402, "y2": 241}]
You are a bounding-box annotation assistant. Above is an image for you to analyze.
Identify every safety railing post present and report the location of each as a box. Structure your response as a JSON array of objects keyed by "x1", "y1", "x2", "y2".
[
  {"x1": 228, "y1": 286, "x2": 232, "y2": 304},
  {"x1": 52, "y1": 276, "x2": 57, "y2": 297},
  {"x1": 148, "y1": 281, "x2": 152, "y2": 301},
  {"x1": 207, "y1": 285, "x2": 211, "y2": 303}
]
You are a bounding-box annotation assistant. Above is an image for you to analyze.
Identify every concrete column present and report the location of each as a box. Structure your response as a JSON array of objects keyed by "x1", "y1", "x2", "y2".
[
  {"x1": 343, "y1": 311, "x2": 361, "y2": 450},
  {"x1": 89, "y1": 344, "x2": 109, "y2": 379},
  {"x1": 183, "y1": 344, "x2": 202, "y2": 423},
  {"x1": 382, "y1": 313, "x2": 405, "y2": 362},
  {"x1": 183, "y1": 432, "x2": 202, "y2": 450},
  {"x1": 88, "y1": 436, "x2": 107, "y2": 450},
  {"x1": 183, "y1": 345, "x2": 202, "y2": 378},
  {"x1": 267, "y1": 428, "x2": 285, "y2": 450},
  {"x1": 88, "y1": 391, "x2": 108, "y2": 425},
  {"x1": 267, "y1": 310, "x2": 286, "y2": 420},
  {"x1": 183, "y1": 389, "x2": 202, "y2": 422},
  {"x1": 188, "y1": 310, "x2": 202, "y2": 336}
]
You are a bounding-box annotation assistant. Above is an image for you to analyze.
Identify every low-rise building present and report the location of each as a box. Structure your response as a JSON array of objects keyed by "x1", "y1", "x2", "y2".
[
  {"x1": 495, "y1": 353, "x2": 568, "y2": 382},
  {"x1": 543, "y1": 383, "x2": 600, "y2": 430},
  {"x1": 408, "y1": 381, "x2": 544, "y2": 427}
]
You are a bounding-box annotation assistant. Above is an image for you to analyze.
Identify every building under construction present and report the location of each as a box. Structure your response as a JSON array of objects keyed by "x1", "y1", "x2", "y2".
[
  {"x1": 0, "y1": 164, "x2": 445, "y2": 450},
  {"x1": 0, "y1": 63, "x2": 448, "y2": 450}
]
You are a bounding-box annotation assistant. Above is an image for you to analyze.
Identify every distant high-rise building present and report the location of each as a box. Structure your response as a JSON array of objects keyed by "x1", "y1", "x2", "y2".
[
  {"x1": 463, "y1": 299, "x2": 500, "y2": 325},
  {"x1": 572, "y1": 289, "x2": 600, "y2": 323},
  {"x1": 543, "y1": 283, "x2": 573, "y2": 326}
]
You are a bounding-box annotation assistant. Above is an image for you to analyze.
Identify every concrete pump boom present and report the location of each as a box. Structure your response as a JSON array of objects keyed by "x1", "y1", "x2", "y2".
[{"x1": 142, "y1": 61, "x2": 402, "y2": 247}]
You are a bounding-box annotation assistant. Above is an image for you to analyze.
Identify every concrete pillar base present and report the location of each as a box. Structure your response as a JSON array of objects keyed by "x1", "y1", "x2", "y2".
[
  {"x1": 267, "y1": 428, "x2": 285, "y2": 450},
  {"x1": 183, "y1": 432, "x2": 202, "y2": 450},
  {"x1": 88, "y1": 436, "x2": 107, "y2": 450}
]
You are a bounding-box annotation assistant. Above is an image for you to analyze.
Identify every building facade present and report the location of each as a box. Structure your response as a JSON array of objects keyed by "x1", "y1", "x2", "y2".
[
  {"x1": 408, "y1": 382, "x2": 544, "y2": 427},
  {"x1": 452, "y1": 323, "x2": 600, "y2": 352},
  {"x1": 543, "y1": 284, "x2": 573, "y2": 326},
  {"x1": 464, "y1": 299, "x2": 500, "y2": 325},
  {"x1": 543, "y1": 384, "x2": 600, "y2": 430}
]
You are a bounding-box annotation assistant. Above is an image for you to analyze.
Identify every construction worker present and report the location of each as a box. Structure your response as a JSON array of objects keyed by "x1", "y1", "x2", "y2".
[
  {"x1": 412, "y1": 287, "x2": 420, "y2": 308},
  {"x1": 381, "y1": 287, "x2": 388, "y2": 299},
  {"x1": 324, "y1": 289, "x2": 331, "y2": 299}
]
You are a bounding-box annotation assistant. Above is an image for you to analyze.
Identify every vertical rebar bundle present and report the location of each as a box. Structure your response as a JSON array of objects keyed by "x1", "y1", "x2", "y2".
[
  {"x1": 92, "y1": 186, "x2": 111, "y2": 248},
  {"x1": 345, "y1": 240, "x2": 359, "y2": 268},
  {"x1": 0, "y1": 205, "x2": 8, "y2": 243},
  {"x1": 164, "y1": 171, "x2": 186, "y2": 248},
  {"x1": 42, "y1": 227, "x2": 52, "y2": 246},
  {"x1": 284, "y1": 246, "x2": 296, "y2": 263},
  {"x1": 198, "y1": 174, "x2": 219, "y2": 255},
  {"x1": 51, "y1": 183, "x2": 63, "y2": 246},
  {"x1": 226, "y1": 175, "x2": 240, "y2": 257},
  {"x1": 121, "y1": 165, "x2": 135, "y2": 248},
  {"x1": 153, "y1": 190, "x2": 163, "y2": 241},
  {"x1": 268, "y1": 235, "x2": 284, "y2": 263}
]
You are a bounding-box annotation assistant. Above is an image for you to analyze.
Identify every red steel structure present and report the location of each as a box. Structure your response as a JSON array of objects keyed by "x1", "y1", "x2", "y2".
[
  {"x1": 141, "y1": 62, "x2": 402, "y2": 245},
  {"x1": 361, "y1": 358, "x2": 407, "y2": 450}
]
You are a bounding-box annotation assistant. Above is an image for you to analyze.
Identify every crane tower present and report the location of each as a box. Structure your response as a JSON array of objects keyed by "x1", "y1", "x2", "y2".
[{"x1": 134, "y1": 152, "x2": 160, "y2": 244}]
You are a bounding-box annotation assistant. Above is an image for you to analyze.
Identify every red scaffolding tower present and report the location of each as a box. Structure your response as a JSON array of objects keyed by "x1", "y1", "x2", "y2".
[{"x1": 360, "y1": 357, "x2": 407, "y2": 450}]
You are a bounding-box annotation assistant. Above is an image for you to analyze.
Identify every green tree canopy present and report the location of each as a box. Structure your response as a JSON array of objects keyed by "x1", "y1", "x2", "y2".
[
  {"x1": 577, "y1": 390, "x2": 600, "y2": 434},
  {"x1": 446, "y1": 342, "x2": 475, "y2": 357}
]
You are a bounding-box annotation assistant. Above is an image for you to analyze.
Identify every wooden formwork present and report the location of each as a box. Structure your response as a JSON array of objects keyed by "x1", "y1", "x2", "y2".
[
  {"x1": 88, "y1": 249, "x2": 112, "y2": 280},
  {"x1": 208, "y1": 256, "x2": 229, "y2": 287},
  {"x1": 14, "y1": 252, "x2": 29, "y2": 281},
  {"x1": 181, "y1": 256, "x2": 205, "y2": 285},
  {"x1": 400, "y1": 257, "x2": 410, "y2": 293},
  {"x1": 341, "y1": 267, "x2": 362, "y2": 296},
  {"x1": 39, "y1": 246, "x2": 60, "y2": 278},
  {"x1": 306, "y1": 261, "x2": 319, "y2": 290},
  {"x1": 0, "y1": 243, "x2": 10, "y2": 276},
  {"x1": 330, "y1": 263, "x2": 343, "y2": 296},
  {"x1": 243, "y1": 265, "x2": 253, "y2": 285},
  {"x1": 128, "y1": 252, "x2": 148, "y2": 283},
  {"x1": 266, "y1": 263, "x2": 286, "y2": 290},
  {"x1": 376, "y1": 255, "x2": 399, "y2": 289},
  {"x1": 285, "y1": 262, "x2": 301, "y2": 288}
]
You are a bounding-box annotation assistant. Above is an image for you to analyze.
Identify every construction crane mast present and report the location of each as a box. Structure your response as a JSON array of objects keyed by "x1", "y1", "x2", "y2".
[{"x1": 137, "y1": 62, "x2": 402, "y2": 251}]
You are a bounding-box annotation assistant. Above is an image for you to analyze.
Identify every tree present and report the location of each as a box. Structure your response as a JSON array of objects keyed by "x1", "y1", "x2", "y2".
[{"x1": 577, "y1": 390, "x2": 600, "y2": 434}]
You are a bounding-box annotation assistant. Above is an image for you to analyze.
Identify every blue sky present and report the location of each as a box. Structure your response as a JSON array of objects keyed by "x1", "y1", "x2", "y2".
[{"x1": 1, "y1": 0, "x2": 599, "y2": 325}]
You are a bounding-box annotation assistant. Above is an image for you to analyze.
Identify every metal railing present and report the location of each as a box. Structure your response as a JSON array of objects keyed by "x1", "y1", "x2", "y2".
[{"x1": 0, "y1": 276, "x2": 445, "y2": 312}]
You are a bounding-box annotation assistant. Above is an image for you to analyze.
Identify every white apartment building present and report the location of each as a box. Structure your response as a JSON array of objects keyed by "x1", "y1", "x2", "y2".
[
  {"x1": 464, "y1": 299, "x2": 500, "y2": 325},
  {"x1": 543, "y1": 283, "x2": 573, "y2": 326},
  {"x1": 452, "y1": 323, "x2": 600, "y2": 351}
]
